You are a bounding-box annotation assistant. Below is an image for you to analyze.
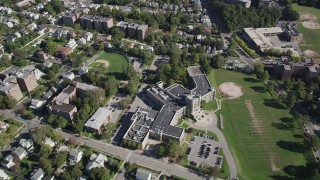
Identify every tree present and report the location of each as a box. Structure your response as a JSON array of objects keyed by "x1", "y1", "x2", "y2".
[
  {"x1": 157, "y1": 140, "x2": 181, "y2": 158},
  {"x1": 45, "y1": 41, "x2": 58, "y2": 55},
  {"x1": 256, "y1": 71, "x2": 269, "y2": 82},
  {"x1": 157, "y1": 145, "x2": 166, "y2": 157},
  {"x1": 191, "y1": 53, "x2": 199, "y2": 64},
  {"x1": 39, "y1": 158, "x2": 54, "y2": 175},
  {"x1": 40, "y1": 144, "x2": 53, "y2": 158},
  {"x1": 119, "y1": 97, "x2": 130, "y2": 109},
  {"x1": 104, "y1": 76, "x2": 119, "y2": 97},
  {"x1": 304, "y1": 134, "x2": 320, "y2": 149},
  {"x1": 53, "y1": 151, "x2": 68, "y2": 168},
  {"x1": 210, "y1": 55, "x2": 226, "y2": 68},
  {"x1": 51, "y1": 63, "x2": 60, "y2": 73},
  {"x1": 54, "y1": 116, "x2": 68, "y2": 128},
  {"x1": 89, "y1": 167, "x2": 110, "y2": 180}
]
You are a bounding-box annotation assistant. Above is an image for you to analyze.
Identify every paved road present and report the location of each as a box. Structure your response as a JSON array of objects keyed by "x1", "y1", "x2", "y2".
[
  {"x1": 187, "y1": 110, "x2": 238, "y2": 179},
  {"x1": 0, "y1": 110, "x2": 206, "y2": 180},
  {"x1": 59, "y1": 131, "x2": 204, "y2": 180}
]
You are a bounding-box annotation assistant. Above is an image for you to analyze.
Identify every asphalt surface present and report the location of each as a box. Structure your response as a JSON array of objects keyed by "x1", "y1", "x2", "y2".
[
  {"x1": 187, "y1": 110, "x2": 238, "y2": 179},
  {"x1": 0, "y1": 109, "x2": 206, "y2": 180}
]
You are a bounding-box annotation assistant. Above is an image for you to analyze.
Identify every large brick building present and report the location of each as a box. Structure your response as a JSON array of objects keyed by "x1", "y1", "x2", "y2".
[
  {"x1": 0, "y1": 67, "x2": 38, "y2": 100},
  {"x1": 79, "y1": 15, "x2": 113, "y2": 32},
  {"x1": 47, "y1": 82, "x2": 99, "y2": 120},
  {"x1": 116, "y1": 21, "x2": 148, "y2": 41}
]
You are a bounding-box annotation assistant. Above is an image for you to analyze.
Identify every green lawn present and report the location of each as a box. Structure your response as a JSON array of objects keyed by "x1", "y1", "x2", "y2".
[
  {"x1": 208, "y1": 69, "x2": 306, "y2": 179},
  {"x1": 203, "y1": 100, "x2": 218, "y2": 111},
  {"x1": 219, "y1": 149, "x2": 231, "y2": 179},
  {"x1": 292, "y1": 3, "x2": 320, "y2": 58},
  {"x1": 91, "y1": 51, "x2": 128, "y2": 73}
]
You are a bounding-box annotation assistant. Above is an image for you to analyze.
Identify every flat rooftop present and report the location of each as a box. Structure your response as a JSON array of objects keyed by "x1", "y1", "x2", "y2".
[
  {"x1": 187, "y1": 66, "x2": 213, "y2": 97},
  {"x1": 84, "y1": 107, "x2": 112, "y2": 130},
  {"x1": 125, "y1": 108, "x2": 158, "y2": 143},
  {"x1": 50, "y1": 103, "x2": 76, "y2": 112},
  {"x1": 147, "y1": 87, "x2": 185, "y2": 138}
]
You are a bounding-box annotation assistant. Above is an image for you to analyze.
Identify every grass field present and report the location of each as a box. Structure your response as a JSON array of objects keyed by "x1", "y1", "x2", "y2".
[
  {"x1": 208, "y1": 69, "x2": 306, "y2": 179},
  {"x1": 91, "y1": 51, "x2": 128, "y2": 73},
  {"x1": 292, "y1": 3, "x2": 320, "y2": 58}
]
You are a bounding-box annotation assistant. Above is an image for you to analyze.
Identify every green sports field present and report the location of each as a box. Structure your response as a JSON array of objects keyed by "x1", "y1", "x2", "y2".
[
  {"x1": 292, "y1": 3, "x2": 320, "y2": 58},
  {"x1": 91, "y1": 51, "x2": 128, "y2": 73},
  {"x1": 209, "y1": 69, "x2": 306, "y2": 179}
]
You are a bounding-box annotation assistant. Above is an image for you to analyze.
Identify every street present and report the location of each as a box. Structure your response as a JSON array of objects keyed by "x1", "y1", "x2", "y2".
[{"x1": 0, "y1": 109, "x2": 206, "y2": 180}]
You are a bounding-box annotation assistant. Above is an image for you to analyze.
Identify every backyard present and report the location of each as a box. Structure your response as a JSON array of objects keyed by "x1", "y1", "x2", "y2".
[
  {"x1": 90, "y1": 51, "x2": 128, "y2": 73},
  {"x1": 292, "y1": 3, "x2": 320, "y2": 58},
  {"x1": 208, "y1": 69, "x2": 307, "y2": 179}
]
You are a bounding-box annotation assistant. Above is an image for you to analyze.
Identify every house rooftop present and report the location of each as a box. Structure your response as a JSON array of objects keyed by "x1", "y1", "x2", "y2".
[{"x1": 84, "y1": 107, "x2": 112, "y2": 130}]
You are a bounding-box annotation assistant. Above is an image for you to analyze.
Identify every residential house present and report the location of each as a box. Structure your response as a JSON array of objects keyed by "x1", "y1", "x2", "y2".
[
  {"x1": 78, "y1": 66, "x2": 88, "y2": 75},
  {"x1": 43, "y1": 87, "x2": 57, "y2": 100},
  {"x1": 84, "y1": 107, "x2": 112, "y2": 134},
  {"x1": 19, "y1": 138, "x2": 34, "y2": 152},
  {"x1": 65, "y1": 39, "x2": 77, "y2": 50},
  {"x1": 12, "y1": 147, "x2": 28, "y2": 160},
  {"x1": 30, "y1": 99, "x2": 45, "y2": 109},
  {"x1": 68, "y1": 149, "x2": 83, "y2": 165},
  {"x1": 136, "y1": 168, "x2": 152, "y2": 180},
  {"x1": 43, "y1": 61, "x2": 53, "y2": 69},
  {"x1": 85, "y1": 153, "x2": 107, "y2": 172},
  {"x1": 83, "y1": 32, "x2": 93, "y2": 42},
  {"x1": 77, "y1": 38, "x2": 87, "y2": 45},
  {"x1": 0, "y1": 169, "x2": 9, "y2": 180},
  {"x1": 6, "y1": 22, "x2": 14, "y2": 28},
  {"x1": 37, "y1": 51, "x2": 48, "y2": 60},
  {"x1": 0, "y1": 121, "x2": 9, "y2": 133},
  {"x1": 14, "y1": 32, "x2": 22, "y2": 38},
  {"x1": 16, "y1": 0, "x2": 36, "y2": 8},
  {"x1": 30, "y1": 168, "x2": 44, "y2": 180},
  {"x1": 55, "y1": 46, "x2": 72, "y2": 60},
  {"x1": 62, "y1": 72, "x2": 75, "y2": 81},
  {"x1": 43, "y1": 137, "x2": 56, "y2": 148},
  {"x1": 1, "y1": 155, "x2": 16, "y2": 169}
]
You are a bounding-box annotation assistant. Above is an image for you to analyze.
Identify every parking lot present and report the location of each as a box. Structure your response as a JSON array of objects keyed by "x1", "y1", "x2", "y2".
[
  {"x1": 187, "y1": 134, "x2": 223, "y2": 168},
  {"x1": 105, "y1": 94, "x2": 126, "y2": 124}
]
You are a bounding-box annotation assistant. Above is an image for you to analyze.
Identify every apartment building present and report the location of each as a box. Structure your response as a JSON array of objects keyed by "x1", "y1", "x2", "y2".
[
  {"x1": 116, "y1": 21, "x2": 148, "y2": 41},
  {"x1": 79, "y1": 15, "x2": 113, "y2": 32}
]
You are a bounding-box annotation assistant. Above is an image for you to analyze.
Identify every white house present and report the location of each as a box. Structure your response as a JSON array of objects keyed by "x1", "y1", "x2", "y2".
[
  {"x1": 77, "y1": 38, "x2": 87, "y2": 45},
  {"x1": 0, "y1": 121, "x2": 9, "y2": 133},
  {"x1": 12, "y1": 147, "x2": 28, "y2": 160},
  {"x1": 0, "y1": 169, "x2": 9, "y2": 180},
  {"x1": 33, "y1": 69, "x2": 45, "y2": 80},
  {"x1": 62, "y1": 72, "x2": 75, "y2": 81},
  {"x1": 14, "y1": 32, "x2": 22, "y2": 38},
  {"x1": 30, "y1": 168, "x2": 44, "y2": 180},
  {"x1": 85, "y1": 153, "x2": 107, "y2": 172},
  {"x1": 1, "y1": 155, "x2": 15, "y2": 169},
  {"x1": 6, "y1": 22, "x2": 14, "y2": 28},
  {"x1": 66, "y1": 39, "x2": 77, "y2": 50},
  {"x1": 43, "y1": 137, "x2": 56, "y2": 148},
  {"x1": 68, "y1": 149, "x2": 83, "y2": 165},
  {"x1": 136, "y1": 168, "x2": 152, "y2": 180},
  {"x1": 29, "y1": 99, "x2": 45, "y2": 109},
  {"x1": 19, "y1": 138, "x2": 34, "y2": 152},
  {"x1": 78, "y1": 66, "x2": 89, "y2": 75},
  {"x1": 84, "y1": 32, "x2": 93, "y2": 42}
]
